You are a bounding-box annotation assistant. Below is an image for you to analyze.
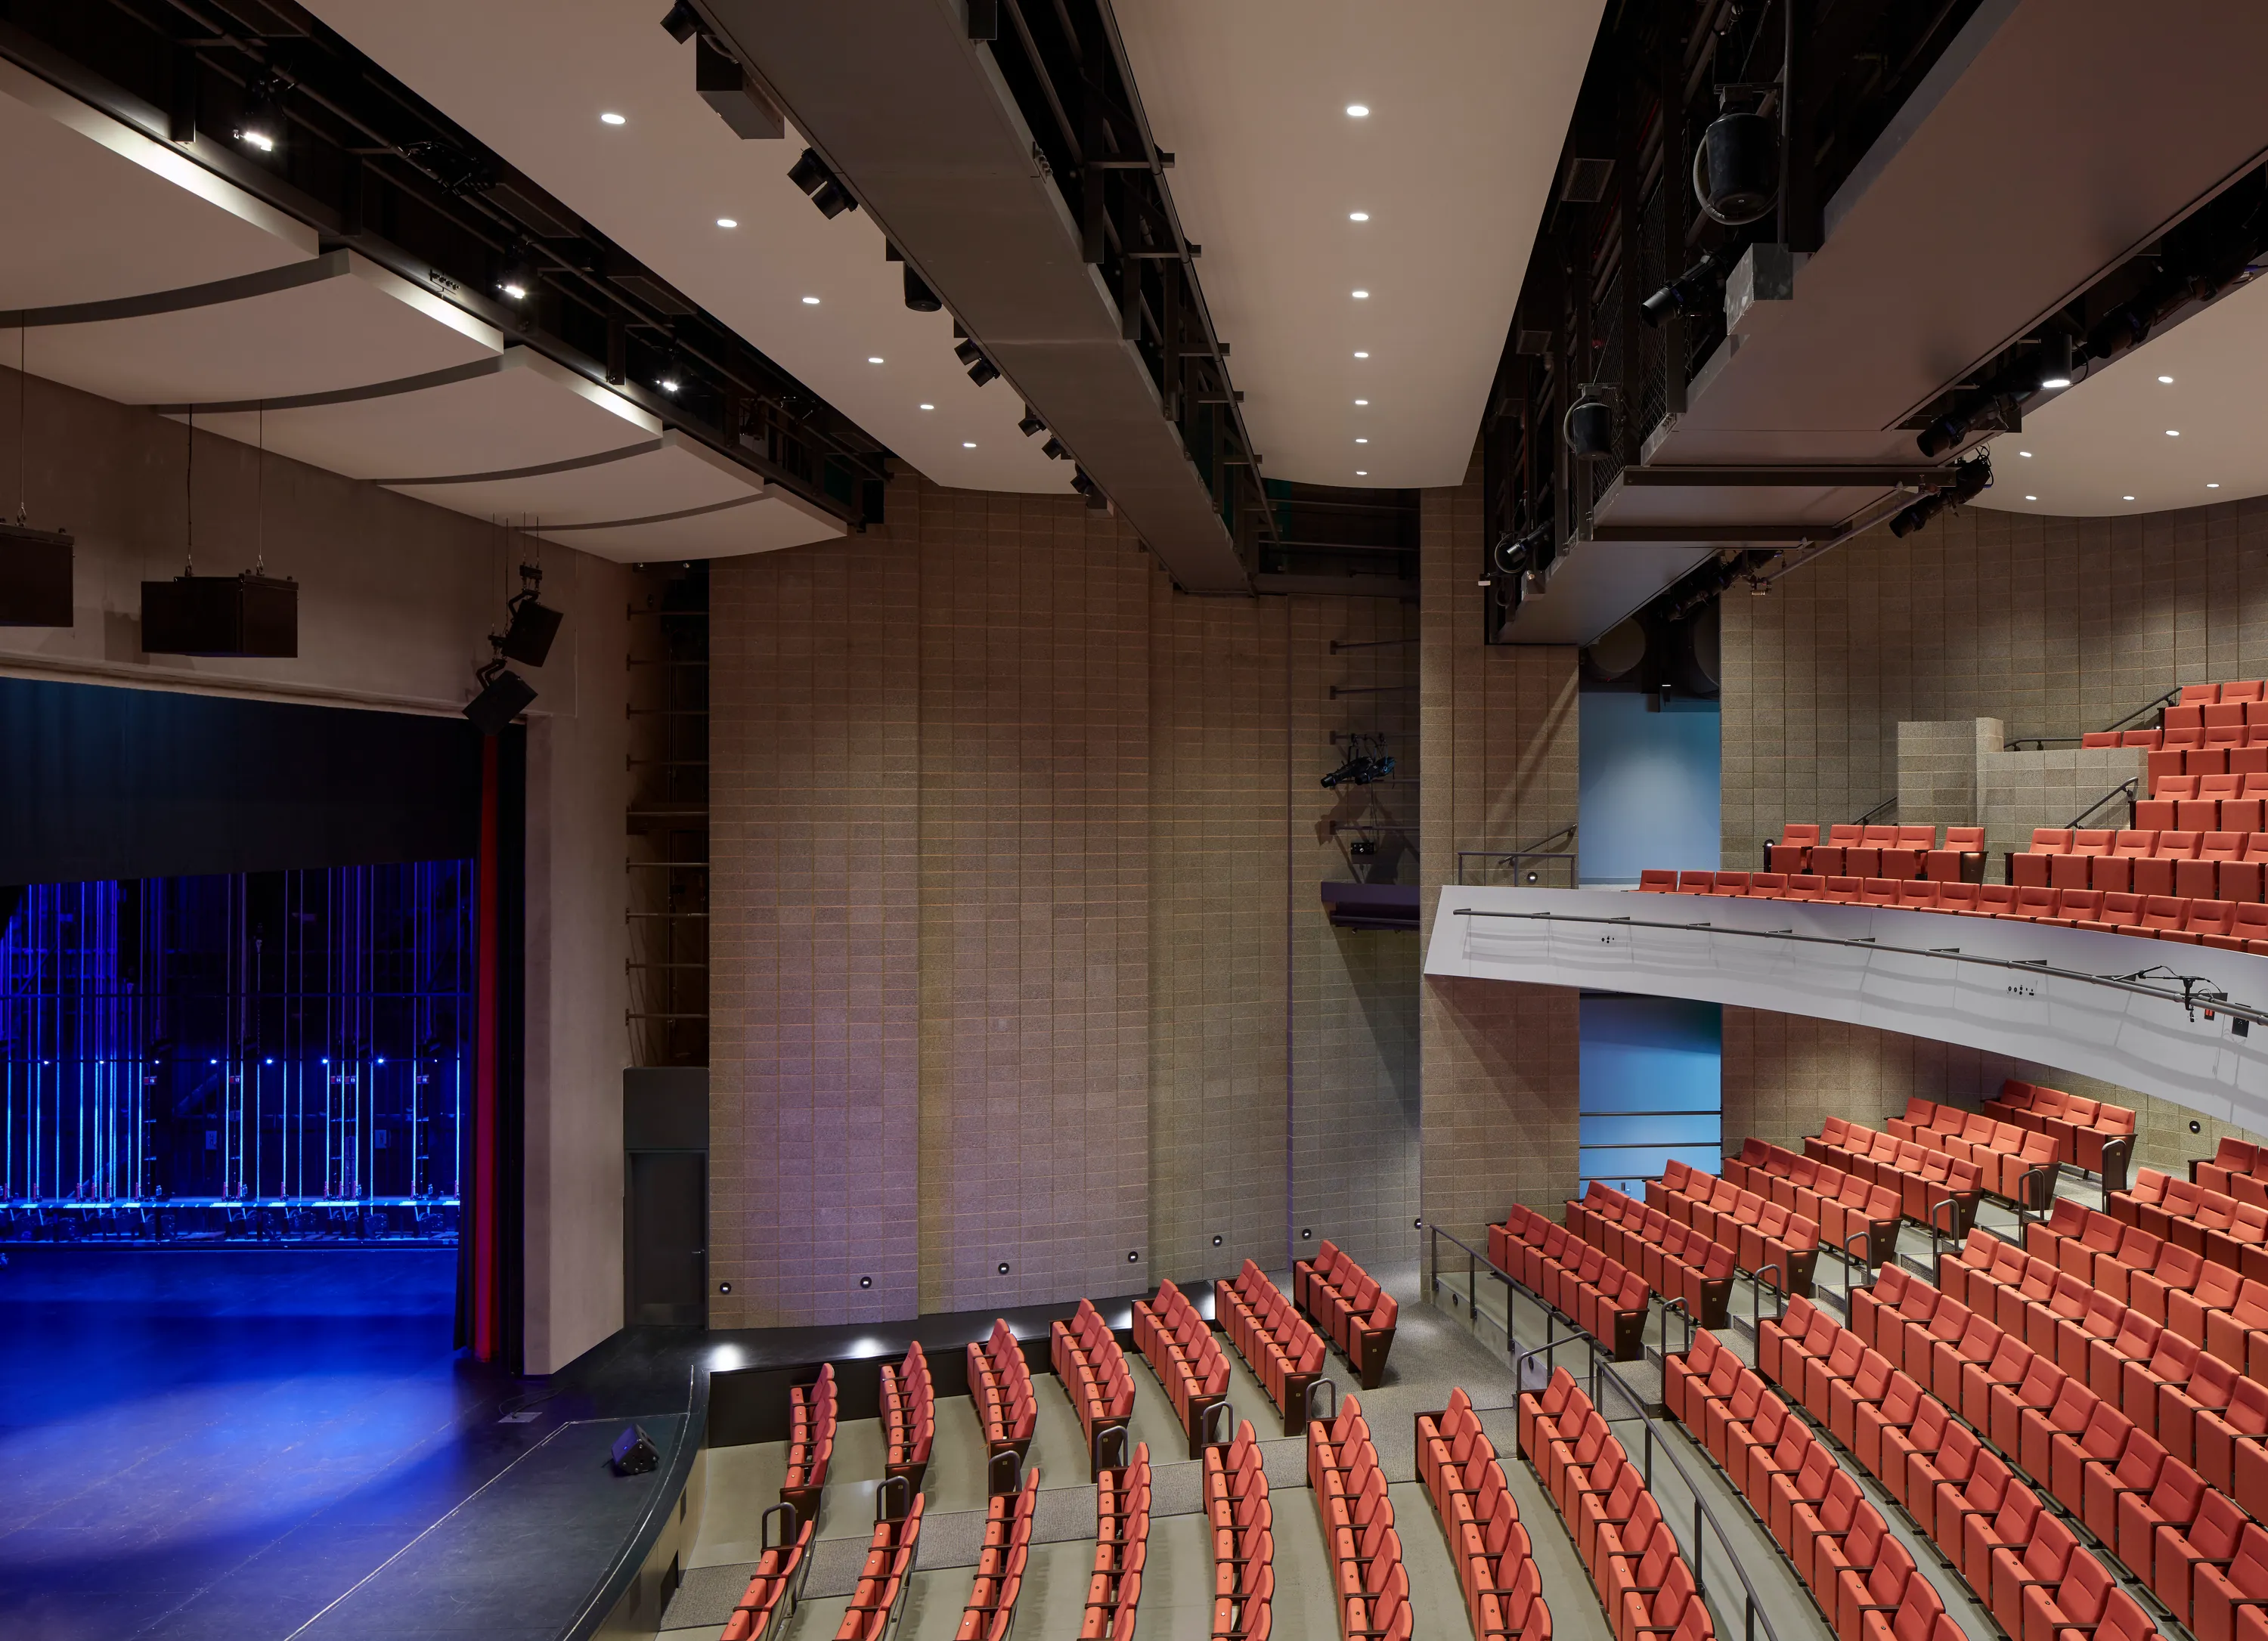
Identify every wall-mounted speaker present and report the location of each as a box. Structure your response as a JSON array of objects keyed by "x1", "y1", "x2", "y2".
[
  {"x1": 141, "y1": 572, "x2": 297, "y2": 657},
  {"x1": 0, "y1": 522, "x2": 74, "y2": 627}
]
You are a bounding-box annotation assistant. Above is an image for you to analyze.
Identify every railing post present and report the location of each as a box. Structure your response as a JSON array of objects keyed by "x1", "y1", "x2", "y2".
[
  {"x1": 1693, "y1": 1497, "x2": 1706, "y2": 1596},
  {"x1": 1643, "y1": 1420, "x2": 1653, "y2": 1489},
  {"x1": 1468, "y1": 1248, "x2": 1477, "y2": 1330}
]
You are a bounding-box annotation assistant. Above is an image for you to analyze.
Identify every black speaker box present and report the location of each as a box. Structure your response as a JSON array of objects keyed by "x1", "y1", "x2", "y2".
[
  {"x1": 463, "y1": 668, "x2": 537, "y2": 736},
  {"x1": 142, "y1": 572, "x2": 298, "y2": 658},
  {"x1": 0, "y1": 522, "x2": 74, "y2": 627},
  {"x1": 609, "y1": 1423, "x2": 660, "y2": 1476}
]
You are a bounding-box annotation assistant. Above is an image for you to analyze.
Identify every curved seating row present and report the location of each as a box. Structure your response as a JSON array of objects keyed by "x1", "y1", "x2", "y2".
[
  {"x1": 1494, "y1": 1197, "x2": 1693, "y2": 1344},
  {"x1": 968, "y1": 1321, "x2": 1036, "y2": 1458},
  {"x1": 1516, "y1": 1368, "x2": 1712, "y2": 1641},
  {"x1": 956, "y1": 1466, "x2": 1040, "y2": 1641},
  {"x1": 1664, "y1": 1328, "x2": 1964, "y2": 1641},
  {"x1": 1637, "y1": 1168, "x2": 1820, "y2": 1297},
  {"x1": 1764, "y1": 822, "x2": 1982, "y2": 883},
  {"x1": 782, "y1": 1364, "x2": 838, "y2": 1523},
  {"x1": 1293, "y1": 1241, "x2": 1399, "y2": 1389},
  {"x1": 2201, "y1": 1138, "x2": 2268, "y2": 1203},
  {"x1": 2115, "y1": 1172, "x2": 2268, "y2": 1287},
  {"x1": 2139, "y1": 776, "x2": 2268, "y2": 837},
  {"x1": 1882, "y1": 1097, "x2": 2060, "y2": 1206},
  {"x1": 834, "y1": 1483, "x2": 925, "y2": 1641},
  {"x1": 1309, "y1": 1393, "x2": 1414, "y2": 1641},
  {"x1": 1216, "y1": 1262, "x2": 1327, "y2": 1435},
  {"x1": 2011, "y1": 827, "x2": 2268, "y2": 903},
  {"x1": 881, "y1": 1342, "x2": 933, "y2": 1485},
  {"x1": 1805, "y1": 1120, "x2": 1983, "y2": 1237},
  {"x1": 723, "y1": 1504, "x2": 816, "y2": 1641},
  {"x1": 1133, "y1": 1279, "x2": 1231, "y2": 1460},
  {"x1": 1081, "y1": 1442, "x2": 1150, "y2": 1641},
  {"x1": 1209, "y1": 1420, "x2": 1273, "y2": 1640},
  {"x1": 1053, "y1": 1299, "x2": 1137, "y2": 1478},
  {"x1": 2019, "y1": 1197, "x2": 2203, "y2": 1308},
  {"x1": 1950, "y1": 1215, "x2": 2199, "y2": 1336},
  {"x1": 1417, "y1": 1388, "x2": 1550, "y2": 1639},
  {"x1": 1988, "y1": 1081, "x2": 2136, "y2": 1176},
  {"x1": 1721, "y1": 1141, "x2": 1905, "y2": 1269}
]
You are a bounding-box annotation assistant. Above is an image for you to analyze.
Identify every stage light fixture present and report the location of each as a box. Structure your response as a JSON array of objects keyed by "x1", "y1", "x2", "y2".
[
  {"x1": 463, "y1": 663, "x2": 534, "y2": 735},
  {"x1": 1696, "y1": 108, "x2": 1776, "y2": 226},
  {"x1": 1641, "y1": 240, "x2": 1743, "y2": 327},
  {"x1": 1018, "y1": 410, "x2": 1046, "y2": 437},
  {"x1": 495, "y1": 244, "x2": 539, "y2": 304},
  {"x1": 786, "y1": 147, "x2": 857, "y2": 218},
  {"x1": 903, "y1": 266, "x2": 943, "y2": 311},
  {"x1": 956, "y1": 340, "x2": 999, "y2": 387},
  {"x1": 1563, "y1": 388, "x2": 1614, "y2": 455},
  {"x1": 1320, "y1": 734, "x2": 1395, "y2": 789},
  {"x1": 2036, "y1": 333, "x2": 2074, "y2": 390},
  {"x1": 660, "y1": 1, "x2": 702, "y2": 42},
  {"x1": 954, "y1": 340, "x2": 983, "y2": 367},
  {"x1": 234, "y1": 76, "x2": 287, "y2": 155},
  {"x1": 1889, "y1": 452, "x2": 1991, "y2": 538},
  {"x1": 1041, "y1": 436, "x2": 1068, "y2": 460},
  {"x1": 810, "y1": 179, "x2": 856, "y2": 218}
]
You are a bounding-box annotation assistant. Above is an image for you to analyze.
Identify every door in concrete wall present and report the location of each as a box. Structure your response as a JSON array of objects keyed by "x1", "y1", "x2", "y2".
[{"x1": 626, "y1": 1151, "x2": 707, "y2": 1327}]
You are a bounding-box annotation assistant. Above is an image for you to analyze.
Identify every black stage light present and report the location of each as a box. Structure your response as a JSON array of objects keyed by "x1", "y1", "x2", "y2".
[
  {"x1": 1641, "y1": 241, "x2": 1742, "y2": 327},
  {"x1": 1041, "y1": 436, "x2": 1068, "y2": 460},
  {"x1": 810, "y1": 178, "x2": 857, "y2": 218},
  {"x1": 1563, "y1": 391, "x2": 1614, "y2": 455},
  {"x1": 659, "y1": 1, "x2": 702, "y2": 42},
  {"x1": 1890, "y1": 452, "x2": 1992, "y2": 537},
  {"x1": 463, "y1": 665, "x2": 537, "y2": 735},
  {"x1": 1697, "y1": 110, "x2": 1777, "y2": 226},
  {"x1": 0, "y1": 521, "x2": 74, "y2": 627},
  {"x1": 787, "y1": 147, "x2": 830, "y2": 197},
  {"x1": 2036, "y1": 332, "x2": 2074, "y2": 391},
  {"x1": 1018, "y1": 409, "x2": 1046, "y2": 437},
  {"x1": 495, "y1": 243, "x2": 539, "y2": 305},
  {"x1": 234, "y1": 76, "x2": 286, "y2": 156},
  {"x1": 903, "y1": 267, "x2": 942, "y2": 311},
  {"x1": 966, "y1": 358, "x2": 999, "y2": 387},
  {"x1": 954, "y1": 340, "x2": 984, "y2": 367}
]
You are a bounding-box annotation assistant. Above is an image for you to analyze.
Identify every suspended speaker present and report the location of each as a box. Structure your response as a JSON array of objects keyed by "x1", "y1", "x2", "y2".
[{"x1": 0, "y1": 522, "x2": 73, "y2": 627}]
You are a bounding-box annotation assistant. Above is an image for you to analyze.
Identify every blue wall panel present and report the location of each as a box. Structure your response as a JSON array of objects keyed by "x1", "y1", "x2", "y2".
[
  {"x1": 1577, "y1": 692, "x2": 1721, "y2": 887},
  {"x1": 1578, "y1": 994, "x2": 1723, "y2": 1195}
]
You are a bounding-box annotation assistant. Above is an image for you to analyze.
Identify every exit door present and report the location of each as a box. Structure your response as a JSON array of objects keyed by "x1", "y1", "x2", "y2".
[{"x1": 626, "y1": 1150, "x2": 706, "y2": 1327}]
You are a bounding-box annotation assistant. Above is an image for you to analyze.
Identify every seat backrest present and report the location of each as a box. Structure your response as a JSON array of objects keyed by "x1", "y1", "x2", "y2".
[
  {"x1": 1828, "y1": 824, "x2": 1863, "y2": 845},
  {"x1": 1945, "y1": 826, "x2": 1984, "y2": 847},
  {"x1": 2030, "y1": 828, "x2": 2072, "y2": 853},
  {"x1": 1898, "y1": 825, "x2": 1935, "y2": 847},
  {"x1": 2113, "y1": 829, "x2": 2157, "y2": 857},
  {"x1": 2155, "y1": 831, "x2": 2202, "y2": 859},
  {"x1": 2071, "y1": 828, "x2": 2115, "y2": 855},
  {"x1": 1863, "y1": 825, "x2": 1899, "y2": 844},
  {"x1": 1782, "y1": 822, "x2": 1821, "y2": 846}
]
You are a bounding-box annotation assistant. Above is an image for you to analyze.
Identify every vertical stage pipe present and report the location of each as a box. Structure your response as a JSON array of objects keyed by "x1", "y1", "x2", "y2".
[{"x1": 473, "y1": 736, "x2": 500, "y2": 1361}]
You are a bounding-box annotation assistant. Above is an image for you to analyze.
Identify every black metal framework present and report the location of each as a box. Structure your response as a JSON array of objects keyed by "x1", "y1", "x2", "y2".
[
  {"x1": 1259, "y1": 481, "x2": 1418, "y2": 587},
  {"x1": 978, "y1": 0, "x2": 1281, "y2": 567},
  {"x1": 2, "y1": 0, "x2": 886, "y2": 525},
  {"x1": 1478, "y1": 0, "x2": 1988, "y2": 642},
  {"x1": 626, "y1": 563, "x2": 709, "y2": 1070}
]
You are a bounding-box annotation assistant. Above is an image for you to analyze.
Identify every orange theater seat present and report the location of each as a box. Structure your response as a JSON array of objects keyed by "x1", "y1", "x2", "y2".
[
  {"x1": 2012, "y1": 830, "x2": 2071, "y2": 888},
  {"x1": 1926, "y1": 826, "x2": 1986, "y2": 883},
  {"x1": 1770, "y1": 824, "x2": 1821, "y2": 874}
]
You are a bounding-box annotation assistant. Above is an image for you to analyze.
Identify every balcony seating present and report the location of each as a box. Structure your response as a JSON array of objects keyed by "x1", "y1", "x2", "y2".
[
  {"x1": 1718, "y1": 1139, "x2": 1905, "y2": 1268},
  {"x1": 2113, "y1": 1172, "x2": 2268, "y2": 1284},
  {"x1": 835, "y1": 1485, "x2": 925, "y2": 1641},
  {"x1": 968, "y1": 1320, "x2": 1038, "y2": 1460},
  {"x1": 1637, "y1": 1166, "x2": 1820, "y2": 1297},
  {"x1": 1515, "y1": 1369, "x2": 1708, "y2": 1641},
  {"x1": 1294, "y1": 1241, "x2": 1399, "y2": 1389},
  {"x1": 1216, "y1": 1262, "x2": 1328, "y2": 1435},
  {"x1": 1984, "y1": 1080, "x2": 2137, "y2": 1178},
  {"x1": 881, "y1": 1342, "x2": 934, "y2": 1486},
  {"x1": 1494, "y1": 1197, "x2": 1668, "y2": 1347},
  {"x1": 1207, "y1": 1420, "x2": 1274, "y2": 1641},
  {"x1": 956, "y1": 1466, "x2": 1040, "y2": 1641},
  {"x1": 723, "y1": 1504, "x2": 816, "y2": 1641},
  {"x1": 2202, "y1": 1138, "x2": 2268, "y2": 1203},
  {"x1": 1806, "y1": 1118, "x2": 1983, "y2": 1236},
  {"x1": 1083, "y1": 1441, "x2": 1150, "y2": 1641},
  {"x1": 1418, "y1": 1387, "x2": 1551, "y2": 1641},
  {"x1": 1768, "y1": 824, "x2": 1820, "y2": 875},
  {"x1": 1052, "y1": 1299, "x2": 1137, "y2": 1478},
  {"x1": 1926, "y1": 826, "x2": 1988, "y2": 883},
  {"x1": 782, "y1": 1364, "x2": 838, "y2": 1522},
  {"x1": 1309, "y1": 1393, "x2": 1414, "y2": 1641},
  {"x1": 1133, "y1": 1279, "x2": 1232, "y2": 1459},
  {"x1": 1883, "y1": 1098, "x2": 2060, "y2": 1208}
]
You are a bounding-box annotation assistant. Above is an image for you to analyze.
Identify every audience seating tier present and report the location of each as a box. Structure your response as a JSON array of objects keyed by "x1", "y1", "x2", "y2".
[
  {"x1": 881, "y1": 1343, "x2": 934, "y2": 1486},
  {"x1": 1083, "y1": 1442, "x2": 1150, "y2": 1641},
  {"x1": 968, "y1": 1321, "x2": 1037, "y2": 1460},
  {"x1": 1757, "y1": 822, "x2": 1981, "y2": 884},
  {"x1": 1807, "y1": 1119, "x2": 1985, "y2": 1237},
  {"x1": 955, "y1": 1466, "x2": 1040, "y2": 1641},
  {"x1": 723, "y1": 1503, "x2": 817, "y2": 1641},
  {"x1": 1309, "y1": 1393, "x2": 1415, "y2": 1641},
  {"x1": 1495, "y1": 1197, "x2": 1709, "y2": 1339},
  {"x1": 1052, "y1": 1300, "x2": 1138, "y2": 1480},
  {"x1": 833, "y1": 1481, "x2": 925, "y2": 1641},
  {"x1": 1416, "y1": 1387, "x2": 1551, "y2": 1641},
  {"x1": 1294, "y1": 1241, "x2": 1399, "y2": 1389},
  {"x1": 1133, "y1": 1280, "x2": 1232, "y2": 1460},
  {"x1": 1638, "y1": 1167, "x2": 1821, "y2": 1297},
  {"x1": 1217, "y1": 1262, "x2": 1329, "y2": 1436},
  {"x1": 782, "y1": 1364, "x2": 838, "y2": 1525},
  {"x1": 1721, "y1": 1141, "x2": 1906, "y2": 1270},
  {"x1": 1208, "y1": 1419, "x2": 1274, "y2": 1641}
]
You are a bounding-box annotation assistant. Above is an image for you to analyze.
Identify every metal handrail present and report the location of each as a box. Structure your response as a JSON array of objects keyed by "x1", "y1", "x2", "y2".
[
  {"x1": 1198, "y1": 1398, "x2": 1234, "y2": 1449},
  {"x1": 1928, "y1": 1196, "x2": 1963, "y2": 1265},
  {"x1": 1659, "y1": 1296, "x2": 1695, "y2": 1364},
  {"x1": 1854, "y1": 794, "x2": 1897, "y2": 826},
  {"x1": 1446, "y1": 907, "x2": 2266, "y2": 1029},
  {"x1": 1305, "y1": 1377, "x2": 1339, "y2": 1426},
  {"x1": 1750, "y1": 1265, "x2": 1786, "y2": 1335},
  {"x1": 984, "y1": 1453, "x2": 1020, "y2": 1499},
  {"x1": 2066, "y1": 778, "x2": 2138, "y2": 829},
  {"x1": 1458, "y1": 823, "x2": 1579, "y2": 886},
  {"x1": 1841, "y1": 1229, "x2": 1875, "y2": 1288},
  {"x1": 878, "y1": 1473, "x2": 913, "y2": 1522},
  {"x1": 2007, "y1": 687, "x2": 2180, "y2": 748},
  {"x1": 1092, "y1": 1423, "x2": 1129, "y2": 1474}
]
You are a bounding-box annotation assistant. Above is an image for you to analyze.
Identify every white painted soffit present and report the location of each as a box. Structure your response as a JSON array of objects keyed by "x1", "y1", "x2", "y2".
[
  {"x1": 300, "y1": 0, "x2": 1067, "y2": 495},
  {"x1": 1111, "y1": 0, "x2": 1606, "y2": 490}
]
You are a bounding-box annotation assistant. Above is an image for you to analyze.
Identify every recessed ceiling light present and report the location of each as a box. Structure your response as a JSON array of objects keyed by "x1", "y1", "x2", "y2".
[
  {"x1": 1354, "y1": 398, "x2": 1369, "y2": 406},
  {"x1": 1351, "y1": 289, "x2": 1369, "y2": 299},
  {"x1": 867, "y1": 356, "x2": 884, "y2": 364},
  {"x1": 919, "y1": 403, "x2": 934, "y2": 410},
  {"x1": 2159, "y1": 375, "x2": 2175, "y2": 384},
  {"x1": 717, "y1": 217, "x2": 738, "y2": 228},
  {"x1": 1353, "y1": 351, "x2": 1370, "y2": 359},
  {"x1": 2025, "y1": 495, "x2": 2037, "y2": 501},
  {"x1": 801, "y1": 296, "x2": 820, "y2": 305},
  {"x1": 1346, "y1": 104, "x2": 1369, "y2": 117},
  {"x1": 2124, "y1": 494, "x2": 2136, "y2": 501},
  {"x1": 1356, "y1": 469, "x2": 1368, "y2": 475},
  {"x1": 1355, "y1": 437, "x2": 1368, "y2": 444},
  {"x1": 1349, "y1": 212, "x2": 1370, "y2": 221},
  {"x1": 2018, "y1": 450, "x2": 2032, "y2": 457},
  {"x1": 962, "y1": 441, "x2": 977, "y2": 448},
  {"x1": 600, "y1": 112, "x2": 626, "y2": 125},
  {"x1": 2167, "y1": 429, "x2": 2181, "y2": 437},
  {"x1": 2209, "y1": 482, "x2": 2221, "y2": 488}
]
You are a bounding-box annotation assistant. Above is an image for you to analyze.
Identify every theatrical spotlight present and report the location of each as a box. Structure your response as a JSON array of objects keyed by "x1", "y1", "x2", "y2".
[
  {"x1": 1320, "y1": 735, "x2": 1395, "y2": 789},
  {"x1": 1492, "y1": 520, "x2": 1551, "y2": 580},
  {"x1": 659, "y1": 1, "x2": 702, "y2": 42},
  {"x1": 1641, "y1": 241, "x2": 1743, "y2": 327},
  {"x1": 1018, "y1": 408, "x2": 1046, "y2": 438},
  {"x1": 234, "y1": 74, "x2": 287, "y2": 155},
  {"x1": 1070, "y1": 469, "x2": 1107, "y2": 508},
  {"x1": 786, "y1": 147, "x2": 857, "y2": 218},
  {"x1": 2035, "y1": 333, "x2": 2074, "y2": 392},
  {"x1": 497, "y1": 561, "x2": 563, "y2": 667},
  {"x1": 956, "y1": 339, "x2": 999, "y2": 387},
  {"x1": 1696, "y1": 107, "x2": 1777, "y2": 227},
  {"x1": 903, "y1": 266, "x2": 943, "y2": 312},
  {"x1": 1041, "y1": 436, "x2": 1069, "y2": 460},
  {"x1": 1563, "y1": 388, "x2": 1613, "y2": 456},
  {"x1": 495, "y1": 243, "x2": 539, "y2": 305},
  {"x1": 1888, "y1": 452, "x2": 1991, "y2": 538}
]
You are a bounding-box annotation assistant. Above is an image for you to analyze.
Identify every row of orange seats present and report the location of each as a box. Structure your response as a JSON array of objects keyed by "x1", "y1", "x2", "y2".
[
  {"x1": 968, "y1": 1321, "x2": 1036, "y2": 1457},
  {"x1": 1496, "y1": 1197, "x2": 1656, "y2": 1352},
  {"x1": 1292, "y1": 1242, "x2": 1399, "y2": 1389},
  {"x1": 2115, "y1": 1174, "x2": 2268, "y2": 1287},
  {"x1": 1216, "y1": 1262, "x2": 1328, "y2": 1433},
  {"x1": 1808, "y1": 1119, "x2": 1984, "y2": 1231},
  {"x1": 1079, "y1": 1441, "x2": 1150, "y2": 1641},
  {"x1": 881, "y1": 1342, "x2": 932, "y2": 1485},
  {"x1": 2144, "y1": 743, "x2": 2268, "y2": 788},
  {"x1": 1417, "y1": 1389, "x2": 1549, "y2": 1640},
  {"x1": 2203, "y1": 1138, "x2": 2268, "y2": 1202},
  {"x1": 1517, "y1": 1369, "x2": 1713, "y2": 1641},
  {"x1": 2137, "y1": 772, "x2": 2268, "y2": 831},
  {"x1": 722, "y1": 1501, "x2": 816, "y2": 1641},
  {"x1": 834, "y1": 1484, "x2": 925, "y2": 1641},
  {"x1": 1209, "y1": 1420, "x2": 1272, "y2": 1640},
  {"x1": 1663, "y1": 1329, "x2": 1969, "y2": 1641},
  {"x1": 1132, "y1": 1280, "x2": 1231, "y2": 1460},
  {"x1": 956, "y1": 1466, "x2": 1039, "y2": 1641},
  {"x1": 1309, "y1": 1395, "x2": 1414, "y2": 1641},
  {"x1": 1938, "y1": 1231, "x2": 2262, "y2": 1511},
  {"x1": 1719, "y1": 1141, "x2": 1906, "y2": 1268},
  {"x1": 1879, "y1": 1099, "x2": 2059, "y2": 1205},
  {"x1": 1986, "y1": 1081, "x2": 2136, "y2": 1174},
  {"x1": 1631, "y1": 1167, "x2": 1821, "y2": 1295},
  {"x1": 1765, "y1": 822, "x2": 1984, "y2": 882},
  {"x1": 1052, "y1": 1300, "x2": 1136, "y2": 1478},
  {"x1": 2013, "y1": 826, "x2": 2268, "y2": 899},
  {"x1": 781, "y1": 1363, "x2": 837, "y2": 1522},
  {"x1": 1999, "y1": 1201, "x2": 2199, "y2": 1318}
]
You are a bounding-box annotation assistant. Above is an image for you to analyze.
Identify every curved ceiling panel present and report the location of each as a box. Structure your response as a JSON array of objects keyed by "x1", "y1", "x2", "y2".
[
  {"x1": 0, "y1": 58, "x2": 314, "y2": 308},
  {"x1": 301, "y1": 0, "x2": 1069, "y2": 496},
  {"x1": 1111, "y1": 0, "x2": 1604, "y2": 489},
  {"x1": 533, "y1": 489, "x2": 843, "y2": 564},
  {"x1": 386, "y1": 429, "x2": 752, "y2": 525}
]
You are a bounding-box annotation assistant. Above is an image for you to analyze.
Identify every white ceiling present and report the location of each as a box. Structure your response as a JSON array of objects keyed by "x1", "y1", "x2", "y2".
[
  {"x1": 1977, "y1": 271, "x2": 2268, "y2": 516},
  {"x1": 302, "y1": 0, "x2": 1068, "y2": 496},
  {"x1": 1111, "y1": 0, "x2": 1604, "y2": 490}
]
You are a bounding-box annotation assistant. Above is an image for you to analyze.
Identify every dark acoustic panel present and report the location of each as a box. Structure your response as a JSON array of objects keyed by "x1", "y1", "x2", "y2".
[{"x1": 0, "y1": 677, "x2": 483, "y2": 886}]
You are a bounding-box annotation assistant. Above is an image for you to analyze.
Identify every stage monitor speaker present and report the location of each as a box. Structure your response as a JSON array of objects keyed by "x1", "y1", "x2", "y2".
[
  {"x1": 610, "y1": 1423, "x2": 660, "y2": 1475},
  {"x1": 0, "y1": 522, "x2": 74, "y2": 627},
  {"x1": 141, "y1": 572, "x2": 298, "y2": 657},
  {"x1": 463, "y1": 668, "x2": 536, "y2": 735}
]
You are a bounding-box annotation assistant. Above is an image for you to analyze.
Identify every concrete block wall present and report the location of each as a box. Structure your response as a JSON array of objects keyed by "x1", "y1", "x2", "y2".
[
  {"x1": 1977, "y1": 745, "x2": 2146, "y2": 863},
  {"x1": 1896, "y1": 719, "x2": 1995, "y2": 830}
]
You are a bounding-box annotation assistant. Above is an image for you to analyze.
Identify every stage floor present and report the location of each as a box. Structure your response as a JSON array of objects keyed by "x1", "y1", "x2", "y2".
[{"x1": 0, "y1": 1245, "x2": 642, "y2": 1641}]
